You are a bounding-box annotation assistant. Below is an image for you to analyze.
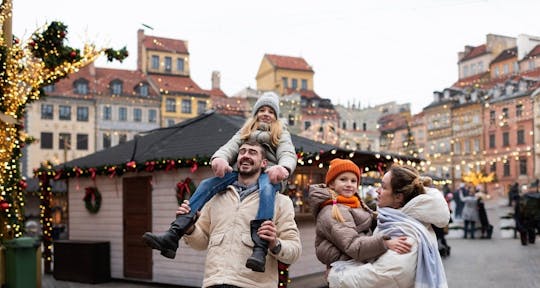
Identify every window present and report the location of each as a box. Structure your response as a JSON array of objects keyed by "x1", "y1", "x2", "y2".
[
  {"x1": 181, "y1": 99, "x2": 192, "y2": 114},
  {"x1": 352, "y1": 122, "x2": 357, "y2": 130},
  {"x1": 166, "y1": 98, "x2": 176, "y2": 112},
  {"x1": 490, "y1": 162, "x2": 496, "y2": 173},
  {"x1": 288, "y1": 114, "x2": 295, "y2": 126},
  {"x1": 59, "y1": 133, "x2": 71, "y2": 150},
  {"x1": 519, "y1": 158, "x2": 527, "y2": 175},
  {"x1": 454, "y1": 142, "x2": 461, "y2": 154},
  {"x1": 516, "y1": 104, "x2": 523, "y2": 117},
  {"x1": 489, "y1": 134, "x2": 495, "y2": 149},
  {"x1": 133, "y1": 108, "x2": 142, "y2": 122},
  {"x1": 165, "y1": 56, "x2": 172, "y2": 72},
  {"x1": 77, "y1": 106, "x2": 89, "y2": 121},
  {"x1": 151, "y1": 55, "x2": 159, "y2": 69},
  {"x1": 304, "y1": 121, "x2": 311, "y2": 130},
  {"x1": 111, "y1": 80, "x2": 123, "y2": 95},
  {"x1": 503, "y1": 162, "x2": 510, "y2": 177},
  {"x1": 291, "y1": 79, "x2": 298, "y2": 89},
  {"x1": 43, "y1": 84, "x2": 55, "y2": 93},
  {"x1": 197, "y1": 100, "x2": 207, "y2": 114},
  {"x1": 529, "y1": 60, "x2": 536, "y2": 70},
  {"x1": 119, "y1": 133, "x2": 127, "y2": 144},
  {"x1": 489, "y1": 110, "x2": 496, "y2": 125},
  {"x1": 503, "y1": 64, "x2": 509, "y2": 74},
  {"x1": 342, "y1": 121, "x2": 346, "y2": 130},
  {"x1": 40, "y1": 132, "x2": 53, "y2": 149},
  {"x1": 119, "y1": 107, "x2": 127, "y2": 121},
  {"x1": 301, "y1": 79, "x2": 307, "y2": 90},
  {"x1": 494, "y1": 67, "x2": 499, "y2": 77},
  {"x1": 103, "y1": 134, "x2": 111, "y2": 149},
  {"x1": 167, "y1": 119, "x2": 175, "y2": 127},
  {"x1": 148, "y1": 109, "x2": 157, "y2": 123},
  {"x1": 471, "y1": 63, "x2": 477, "y2": 75},
  {"x1": 463, "y1": 66, "x2": 469, "y2": 77},
  {"x1": 502, "y1": 107, "x2": 509, "y2": 118},
  {"x1": 474, "y1": 138, "x2": 480, "y2": 151},
  {"x1": 362, "y1": 123, "x2": 367, "y2": 131},
  {"x1": 74, "y1": 79, "x2": 88, "y2": 95},
  {"x1": 103, "y1": 106, "x2": 112, "y2": 120},
  {"x1": 282, "y1": 77, "x2": 288, "y2": 88},
  {"x1": 502, "y1": 132, "x2": 510, "y2": 147},
  {"x1": 138, "y1": 83, "x2": 149, "y2": 96},
  {"x1": 464, "y1": 140, "x2": 471, "y2": 154},
  {"x1": 41, "y1": 104, "x2": 53, "y2": 119},
  {"x1": 76, "y1": 134, "x2": 88, "y2": 150},
  {"x1": 517, "y1": 129, "x2": 525, "y2": 145},
  {"x1": 59, "y1": 105, "x2": 71, "y2": 120},
  {"x1": 177, "y1": 58, "x2": 184, "y2": 72}
]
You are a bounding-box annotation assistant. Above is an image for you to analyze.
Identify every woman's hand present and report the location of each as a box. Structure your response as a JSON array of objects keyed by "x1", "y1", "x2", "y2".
[{"x1": 384, "y1": 236, "x2": 412, "y2": 254}]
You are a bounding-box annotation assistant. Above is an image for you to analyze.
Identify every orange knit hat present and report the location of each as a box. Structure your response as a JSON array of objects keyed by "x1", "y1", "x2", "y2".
[{"x1": 325, "y1": 159, "x2": 361, "y2": 185}]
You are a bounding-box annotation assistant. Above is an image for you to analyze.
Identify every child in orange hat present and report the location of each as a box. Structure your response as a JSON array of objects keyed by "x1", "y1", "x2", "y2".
[{"x1": 307, "y1": 158, "x2": 411, "y2": 268}]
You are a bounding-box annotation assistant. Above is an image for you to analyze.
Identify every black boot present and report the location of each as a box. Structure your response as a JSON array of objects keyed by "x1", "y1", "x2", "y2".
[
  {"x1": 245, "y1": 219, "x2": 269, "y2": 272},
  {"x1": 142, "y1": 214, "x2": 196, "y2": 259},
  {"x1": 487, "y1": 225, "x2": 493, "y2": 239}
]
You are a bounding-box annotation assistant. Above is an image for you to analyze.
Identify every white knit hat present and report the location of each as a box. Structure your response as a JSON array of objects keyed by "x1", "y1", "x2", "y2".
[{"x1": 253, "y1": 92, "x2": 280, "y2": 117}]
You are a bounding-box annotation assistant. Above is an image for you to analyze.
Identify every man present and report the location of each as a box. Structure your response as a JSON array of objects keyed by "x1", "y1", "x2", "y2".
[{"x1": 178, "y1": 140, "x2": 301, "y2": 288}]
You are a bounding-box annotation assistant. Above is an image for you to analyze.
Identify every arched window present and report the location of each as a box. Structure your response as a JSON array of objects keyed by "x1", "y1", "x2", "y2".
[
  {"x1": 110, "y1": 79, "x2": 123, "y2": 95},
  {"x1": 73, "y1": 78, "x2": 89, "y2": 95}
]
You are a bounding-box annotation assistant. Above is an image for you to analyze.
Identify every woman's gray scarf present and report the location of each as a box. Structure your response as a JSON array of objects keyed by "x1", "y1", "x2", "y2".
[{"x1": 377, "y1": 207, "x2": 447, "y2": 288}]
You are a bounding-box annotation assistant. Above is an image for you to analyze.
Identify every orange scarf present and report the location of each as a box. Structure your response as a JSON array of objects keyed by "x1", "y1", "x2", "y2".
[{"x1": 321, "y1": 195, "x2": 360, "y2": 209}]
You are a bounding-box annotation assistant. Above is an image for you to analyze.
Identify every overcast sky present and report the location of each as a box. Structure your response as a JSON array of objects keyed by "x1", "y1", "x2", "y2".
[{"x1": 11, "y1": 0, "x2": 540, "y2": 113}]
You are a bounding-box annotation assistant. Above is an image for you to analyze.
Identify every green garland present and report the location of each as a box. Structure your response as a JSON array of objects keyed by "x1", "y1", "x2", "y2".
[{"x1": 83, "y1": 186, "x2": 102, "y2": 214}]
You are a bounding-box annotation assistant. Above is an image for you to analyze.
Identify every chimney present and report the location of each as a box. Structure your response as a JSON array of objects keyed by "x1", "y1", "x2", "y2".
[
  {"x1": 137, "y1": 29, "x2": 144, "y2": 72},
  {"x1": 212, "y1": 71, "x2": 221, "y2": 90}
]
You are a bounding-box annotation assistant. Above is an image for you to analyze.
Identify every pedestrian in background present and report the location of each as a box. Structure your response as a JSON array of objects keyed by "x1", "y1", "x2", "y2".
[
  {"x1": 475, "y1": 187, "x2": 493, "y2": 239},
  {"x1": 461, "y1": 186, "x2": 479, "y2": 239},
  {"x1": 453, "y1": 183, "x2": 468, "y2": 220}
]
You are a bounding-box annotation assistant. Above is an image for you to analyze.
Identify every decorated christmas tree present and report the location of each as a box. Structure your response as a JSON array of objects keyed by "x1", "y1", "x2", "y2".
[{"x1": 0, "y1": 0, "x2": 128, "y2": 242}]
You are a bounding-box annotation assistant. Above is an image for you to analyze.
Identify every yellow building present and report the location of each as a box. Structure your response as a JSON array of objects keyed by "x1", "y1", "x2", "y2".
[
  {"x1": 137, "y1": 29, "x2": 210, "y2": 126},
  {"x1": 256, "y1": 54, "x2": 314, "y2": 95}
]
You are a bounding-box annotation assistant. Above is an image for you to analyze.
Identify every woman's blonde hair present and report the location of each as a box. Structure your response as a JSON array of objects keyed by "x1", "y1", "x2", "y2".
[{"x1": 239, "y1": 116, "x2": 282, "y2": 147}]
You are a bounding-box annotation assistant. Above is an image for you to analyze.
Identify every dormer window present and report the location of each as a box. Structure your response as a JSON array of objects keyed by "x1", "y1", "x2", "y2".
[
  {"x1": 137, "y1": 82, "x2": 149, "y2": 97},
  {"x1": 110, "y1": 79, "x2": 123, "y2": 95},
  {"x1": 43, "y1": 84, "x2": 55, "y2": 93},
  {"x1": 74, "y1": 78, "x2": 89, "y2": 95}
]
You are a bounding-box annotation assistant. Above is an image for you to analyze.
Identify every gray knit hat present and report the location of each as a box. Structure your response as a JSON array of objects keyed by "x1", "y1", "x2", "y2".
[{"x1": 252, "y1": 92, "x2": 280, "y2": 117}]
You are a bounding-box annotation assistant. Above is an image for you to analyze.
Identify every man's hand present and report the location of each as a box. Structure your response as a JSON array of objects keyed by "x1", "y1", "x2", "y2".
[
  {"x1": 176, "y1": 200, "x2": 199, "y2": 234},
  {"x1": 211, "y1": 158, "x2": 233, "y2": 178},
  {"x1": 384, "y1": 236, "x2": 412, "y2": 254},
  {"x1": 265, "y1": 165, "x2": 289, "y2": 184},
  {"x1": 257, "y1": 220, "x2": 279, "y2": 250}
]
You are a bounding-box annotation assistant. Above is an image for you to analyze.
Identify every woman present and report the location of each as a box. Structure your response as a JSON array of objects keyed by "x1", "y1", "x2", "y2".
[{"x1": 327, "y1": 165, "x2": 449, "y2": 288}]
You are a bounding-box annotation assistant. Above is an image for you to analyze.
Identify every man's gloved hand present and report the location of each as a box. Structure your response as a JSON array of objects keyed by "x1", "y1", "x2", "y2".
[
  {"x1": 211, "y1": 158, "x2": 233, "y2": 178},
  {"x1": 266, "y1": 165, "x2": 289, "y2": 184}
]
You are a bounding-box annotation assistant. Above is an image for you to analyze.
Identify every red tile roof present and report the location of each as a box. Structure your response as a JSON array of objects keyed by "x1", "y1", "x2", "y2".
[
  {"x1": 148, "y1": 74, "x2": 208, "y2": 96},
  {"x1": 143, "y1": 35, "x2": 188, "y2": 54},
  {"x1": 284, "y1": 88, "x2": 319, "y2": 99},
  {"x1": 523, "y1": 44, "x2": 540, "y2": 60},
  {"x1": 48, "y1": 65, "x2": 159, "y2": 98},
  {"x1": 490, "y1": 47, "x2": 517, "y2": 64},
  {"x1": 460, "y1": 44, "x2": 487, "y2": 62},
  {"x1": 265, "y1": 54, "x2": 313, "y2": 72},
  {"x1": 454, "y1": 72, "x2": 491, "y2": 88},
  {"x1": 206, "y1": 88, "x2": 228, "y2": 98},
  {"x1": 211, "y1": 95, "x2": 250, "y2": 116}
]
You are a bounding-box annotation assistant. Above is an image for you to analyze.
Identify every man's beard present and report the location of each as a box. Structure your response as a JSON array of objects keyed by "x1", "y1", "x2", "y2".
[{"x1": 238, "y1": 157, "x2": 261, "y2": 177}]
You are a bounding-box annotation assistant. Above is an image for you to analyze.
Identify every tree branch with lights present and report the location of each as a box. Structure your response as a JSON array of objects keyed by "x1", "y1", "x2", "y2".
[{"x1": 0, "y1": 0, "x2": 128, "y2": 244}]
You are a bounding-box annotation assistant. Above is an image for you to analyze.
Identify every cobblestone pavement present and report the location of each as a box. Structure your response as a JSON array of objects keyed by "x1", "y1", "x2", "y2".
[{"x1": 42, "y1": 197, "x2": 540, "y2": 288}]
